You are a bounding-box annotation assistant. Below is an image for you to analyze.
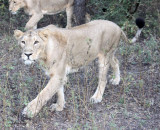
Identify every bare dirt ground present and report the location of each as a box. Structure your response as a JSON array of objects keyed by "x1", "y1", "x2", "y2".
[{"x1": 0, "y1": 33, "x2": 159, "y2": 129}]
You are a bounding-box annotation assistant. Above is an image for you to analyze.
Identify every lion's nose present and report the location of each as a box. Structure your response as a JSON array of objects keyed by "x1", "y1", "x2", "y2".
[{"x1": 25, "y1": 53, "x2": 33, "y2": 59}]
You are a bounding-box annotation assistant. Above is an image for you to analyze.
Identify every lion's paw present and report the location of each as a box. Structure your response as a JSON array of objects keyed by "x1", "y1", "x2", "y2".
[
  {"x1": 110, "y1": 78, "x2": 120, "y2": 85},
  {"x1": 22, "y1": 100, "x2": 39, "y2": 118},
  {"x1": 50, "y1": 104, "x2": 64, "y2": 112},
  {"x1": 90, "y1": 96, "x2": 102, "y2": 104}
]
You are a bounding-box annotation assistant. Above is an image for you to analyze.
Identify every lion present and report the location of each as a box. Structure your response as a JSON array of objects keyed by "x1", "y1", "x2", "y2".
[
  {"x1": 14, "y1": 18, "x2": 145, "y2": 118},
  {"x1": 9, "y1": 0, "x2": 89, "y2": 30}
]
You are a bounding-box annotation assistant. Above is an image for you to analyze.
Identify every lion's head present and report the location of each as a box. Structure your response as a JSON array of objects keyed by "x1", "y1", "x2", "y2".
[
  {"x1": 9, "y1": 0, "x2": 26, "y2": 14},
  {"x1": 14, "y1": 29, "x2": 49, "y2": 65}
]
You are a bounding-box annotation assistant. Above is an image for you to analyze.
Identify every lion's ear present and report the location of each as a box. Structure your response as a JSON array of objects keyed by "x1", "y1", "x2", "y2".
[
  {"x1": 38, "y1": 29, "x2": 50, "y2": 41},
  {"x1": 14, "y1": 30, "x2": 24, "y2": 40}
]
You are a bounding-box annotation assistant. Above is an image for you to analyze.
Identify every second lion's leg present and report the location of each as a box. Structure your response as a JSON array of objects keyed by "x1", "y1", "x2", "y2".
[
  {"x1": 25, "y1": 14, "x2": 43, "y2": 30},
  {"x1": 90, "y1": 54, "x2": 110, "y2": 103},
  {"x1": 66, "y1": 6, "x2": 73, "y2": 28},
  {"x1": 33, "y1": 24, "x2": 37, "y2": 29},
  {"x1": 85, "y1": 13, "x2": 91, "y2": 23}
]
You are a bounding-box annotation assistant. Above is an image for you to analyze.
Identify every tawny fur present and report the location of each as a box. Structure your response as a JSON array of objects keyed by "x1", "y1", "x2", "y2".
[
  {"x1": 14, "y1": 20, "x2": 135, "y2": 118},
  {"x1": 9, "y1": 0, "x2": 74, "y2": 30}
]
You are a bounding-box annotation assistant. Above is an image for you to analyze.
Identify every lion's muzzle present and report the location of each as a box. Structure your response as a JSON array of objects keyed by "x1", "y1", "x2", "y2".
[
  {"x1": 23, "y1": 53, "x2": 35, "y2": 65},
  {"x1": 9, "y1": 10, "x2": 17, "y2": 15},
  {"x1": 24, "y1": 53, "x2": 33, "y2": 59},
  {"x1": 24, "y1": 60, "x2": 34, "y2": 65},
  {"x1": 9, "y1": 8, "x2": 17, "y2": 14}
]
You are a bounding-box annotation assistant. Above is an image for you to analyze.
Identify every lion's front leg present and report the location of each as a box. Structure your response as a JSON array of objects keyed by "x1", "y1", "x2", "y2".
[
  {"x1": 22, "y1": 75, "x2": 65, "y2": 118},
  {"x1": 66, "y1": 6, "x2": 73, "y2": 28},
  {"x1": 25, "y1": 13, "x2": 43, "y2": 30},
  {"x1": 50, "y1": 86, "x2": 65, "y2": 111}
]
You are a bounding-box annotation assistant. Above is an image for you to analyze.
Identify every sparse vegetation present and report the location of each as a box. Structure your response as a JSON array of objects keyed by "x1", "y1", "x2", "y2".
[{"x1": 0, "y1": 0, "x2": 160, "y2": 129}]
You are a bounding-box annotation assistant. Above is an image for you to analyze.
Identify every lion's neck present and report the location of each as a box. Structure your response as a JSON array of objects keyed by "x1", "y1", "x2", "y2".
[{"x1": 39, "y1": 42, "x2": 62, "y2": 68}]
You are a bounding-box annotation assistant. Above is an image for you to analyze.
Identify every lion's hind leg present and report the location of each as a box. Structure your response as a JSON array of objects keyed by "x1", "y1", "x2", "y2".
[
  {"x1": 90, "y1": 53, "x2": 110, "y2": 103},
  {"x1": 110, "y1": 55, "x2": 120, "y2": 85}
]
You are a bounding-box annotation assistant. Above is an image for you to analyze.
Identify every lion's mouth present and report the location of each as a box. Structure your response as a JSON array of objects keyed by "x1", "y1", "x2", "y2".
[
  {"x1": 24, "y1": 60, "x2": 35, "y2": 65},
  {"x1": 11, "y1": 11, "x2": 17, "y2": 15}
]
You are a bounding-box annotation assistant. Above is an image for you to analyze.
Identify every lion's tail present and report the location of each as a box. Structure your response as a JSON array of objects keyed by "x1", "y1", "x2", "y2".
[
  {"x1": 121, "y1": 18, "x2": 145, "y2": 44},
  {"x1": 121, "y1": 30, "x2": 130, "y2": 44}
]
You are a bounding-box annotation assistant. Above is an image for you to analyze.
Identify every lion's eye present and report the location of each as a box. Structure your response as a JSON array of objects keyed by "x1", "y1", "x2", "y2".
[
  {"x1": 21, "y1": 41, "x2": 25, "y2": 44},
  {"x1": 13, "y1": 1, "x2": 16, "y2": 4},
  {"x1": 34, "y1": 41, "x2": 39, "y2": 45}
]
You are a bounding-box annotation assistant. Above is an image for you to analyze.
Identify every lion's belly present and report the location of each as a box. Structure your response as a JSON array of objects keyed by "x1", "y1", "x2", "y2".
[
  {"x1": 67, "y1": 55, "x2": 97, "y2": 68},
  {"x1": 41, "y1": 0, "x2": 67, "y2": 14},
  {"x1": 66, "y1": 44, "x2": 99, "y2": 68},
  {"x1": 41, "y1": 8, "x2": 65, "y2": 15}
]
